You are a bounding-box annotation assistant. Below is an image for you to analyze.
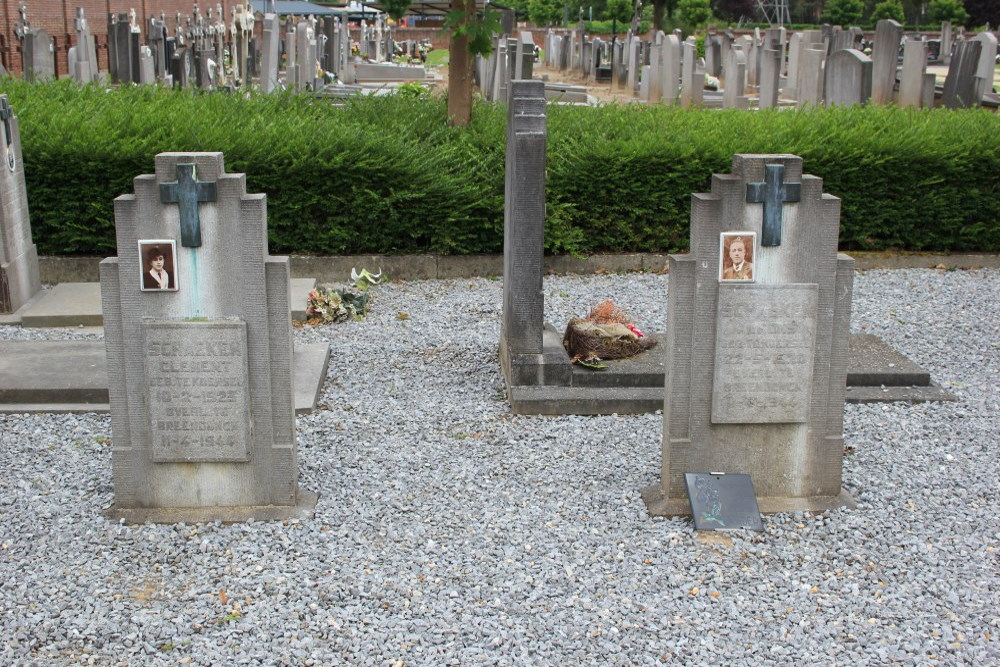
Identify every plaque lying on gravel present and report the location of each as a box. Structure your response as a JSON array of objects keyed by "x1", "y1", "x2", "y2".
[{"x1": 685, "y1": 472, "x2": 764, "y2": 531}]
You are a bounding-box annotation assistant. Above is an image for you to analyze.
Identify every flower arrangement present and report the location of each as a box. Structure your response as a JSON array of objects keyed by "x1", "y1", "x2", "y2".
[
  {"x1": 304, "y1": 268, "x2": 382, "y2": 325},
  {"x1": 563, "y1": 299, "x2": 656, "y2": 368}
]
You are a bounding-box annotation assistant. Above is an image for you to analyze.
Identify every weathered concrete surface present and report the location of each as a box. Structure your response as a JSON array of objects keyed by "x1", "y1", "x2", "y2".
[{"x1": 0, "y1": 341, "x2": 330, "y2": 415}]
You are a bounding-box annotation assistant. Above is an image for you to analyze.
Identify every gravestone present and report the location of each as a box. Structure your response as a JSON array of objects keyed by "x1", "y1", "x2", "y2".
[
  {"x1": 0, "y1": 96, "x2": 41, "y2": 316},
  {"x1": 940, "y1": 22, "x2": 953, "y2": 64},
  {"x1": 758, "y1": 42, "x2": 782, "y2": 108},
  {"x1": 643, "y1": 154, "x2": 856, "y2": 516},
  {"x1": 971, "y1": 32, "x2": 998, "y2": 103},
  {"x1": 870, "y1": 20, "x2": 903, "y2": 105},
  {"x1": 499, "y1": 81, "x2": 546, "y2": 389},
  {"x1": 942, "y1": 40, "x2": 983, "y2": 108},
  {"x1": 100, "y1": 152, "x2": 317, "y2": 522},
  {"x1": 722, "y1": 45, "x2": 748, "y2": 109},
  {"x1": 897, "y1": 38, "x2": 928, "y2": 108},
  {"x1": 797, "y1": 47, "x2": 826, "y2": 107},
  {"x1": 679, "y1": 39, "x2": 703, "y2": 108},
  {"x1": 825, "y1": 49, "x2": 872, "y2": 107},
  {"x1": 69, "y1": 8, "x2": 99, "y2": 84},
  {"x1": 661, "y1": 34, "x2": 681, "y2": 105},
  {"x1": 260, "y1": 13, "x2": 281, "y2": 93}
]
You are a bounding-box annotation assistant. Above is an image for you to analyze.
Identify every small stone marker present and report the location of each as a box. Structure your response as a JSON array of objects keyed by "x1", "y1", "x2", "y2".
[
  {"x1": 685, "y1": 473, "x2": 763, "y2": 531},
  {"x1": 0, "y1": 95, "x2": 41, "y2": 316},
  {"x1": 643, "y1": 154, "x2": 856, "y2": 516},
  {"x1": 101, "y1": 152, "x2": 317, "y2": 523}
]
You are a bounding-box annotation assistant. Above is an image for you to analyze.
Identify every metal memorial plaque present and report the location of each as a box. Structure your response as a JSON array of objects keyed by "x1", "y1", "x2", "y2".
[
  {"x1": 712, "y1": 284, "x2": 817, "y2": 423},
  {"x1": 144, "y1": 320, "x2": 252, "y2": 462},
  {"x1": 685, "y1": 472, "x2": 764, "y2": 531}
]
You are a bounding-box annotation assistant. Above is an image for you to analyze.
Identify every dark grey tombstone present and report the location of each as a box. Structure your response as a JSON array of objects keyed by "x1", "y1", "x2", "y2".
[
  {"x1": 825, "y1": 49, "x2": 872, "y2": 107},
  {"x1": 107, "y1": 13, "x2": 118, "y2": 81},
  {"x1": 113, "y1": 14, "x2": 133, "y2": 83},
  {"x1": 147, "y1": 18, "x2": 167, "y2": 79},
  {"x1": 22, "y1": 29, "x2": 55, "y2": 82},
  {"x1": 942, "y1": 40, "x2": 983, "y2": 108},
  {"x1": 0, "y1": 96, "x2": 41, "y2": 315},
  {"x1": 685, "y1": 473, "x2": 764, "y2": 531},
  {"x1": 499, "y1": 81, "x2": 548, "y2": 393},
  {"x1": 643, "y1": 154, "x2": 856, "y2": 516},
  {"x1": 100, "y1": 152, "x2": 317, "y2": 523},
  {"x1": 170, "y1": 46, "x2": 192, "y2": 88}
]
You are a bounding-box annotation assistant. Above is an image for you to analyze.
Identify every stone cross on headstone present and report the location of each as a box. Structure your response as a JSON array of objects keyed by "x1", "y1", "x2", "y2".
[
  {"x1": 14, "y1": 3, "x2": 27, "y2": 39},
  {"x1": 159, "y1": 163, "x2": 218, "y2": 247},
  {"x1": 0, "y1": 97, "x2": 14, "y2": 171},
  {"x1": 746, "y1": 164, "x2": 801, "y2": 246}
]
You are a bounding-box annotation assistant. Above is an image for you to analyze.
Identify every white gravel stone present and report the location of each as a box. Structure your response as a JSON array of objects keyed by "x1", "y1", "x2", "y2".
[{"x1": 0, "y1": 268, "x2": 997, "y2": 664}]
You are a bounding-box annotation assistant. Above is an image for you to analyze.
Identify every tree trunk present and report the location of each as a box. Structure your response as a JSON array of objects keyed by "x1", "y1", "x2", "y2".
[{"x1": 447, "y1": 0, "x2": 474, "y2": 127}]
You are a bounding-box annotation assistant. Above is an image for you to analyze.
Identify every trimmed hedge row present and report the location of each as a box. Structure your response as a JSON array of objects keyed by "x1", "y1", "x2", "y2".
[{"x1": 3, "y1": 78, "x2": 998, "y2": 256}]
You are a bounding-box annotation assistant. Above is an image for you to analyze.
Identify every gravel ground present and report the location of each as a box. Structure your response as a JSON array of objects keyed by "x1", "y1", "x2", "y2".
[{"x1": 0, "y1": 268, "x2": 997, "y2": 666}]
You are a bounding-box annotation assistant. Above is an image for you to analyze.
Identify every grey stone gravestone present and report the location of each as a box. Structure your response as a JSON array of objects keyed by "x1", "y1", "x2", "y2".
[
  {"x1": 22, "y1": 28, "x2": 55, "y2": 82},
  {"x1": 260, "y1": 13, "x2": 281, "y2": 93},
  {"x1": 971, "y1": 32, "x2": 998, "y2": 103},
  {"x1": 499, "y1": 81, "x2": 546, "y2": 390},
  {"x1": 643, "y1": 154, "x2": 855, "y2": 516},
  {"x1": 897, "y1": 38, "x2": 928, "y2": 107},
  {"x1": 758, "y1": 43, "x2": 782, "y2": 108},
  {"x1": 942, "y1": 40, "x2": 983, "y2": 108},
  {"x1": 797, "y1": 47, "x2": 826, "y2": 107},
  {"x1": 100, "y1": 152, "x2": 317, "y2": 523},
  {"x1": 661, "y1": 34, "x2": 681, "y2": 105},
  {"x1": 871, "y1": 20, "x2": 903, "y2": 105},
  {"x1": 784, "y1": 33, "x2": 803, "y2": 99},
  {"x1": 0, "y1": 96, "x2": 41, "y2": 316},
  {"x1": 940, "y1": 22, "x2": 953, "y2": 64},
  {"x1": 679, "y1": 39, "x2": 703, "y2": 108},
  {"x1": 825, "y1": 49, "x2": 872, "y2": 107},
  {"x1": 722, "y1": 45, "x2": 748, "y2": 109}
]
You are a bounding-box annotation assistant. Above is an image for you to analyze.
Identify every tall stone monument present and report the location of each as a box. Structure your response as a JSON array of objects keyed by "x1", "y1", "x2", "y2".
[
  {"x1": 0, "y1": 95, "x2": 41, "y2": 316},
  {"x1": 101, "y1": 152, "x2": 317, "y2": 522},
  {"x1": 643, "y1": 154, "x2": 855, "y2": 516},
  {"x1": 499, "y1": 81, "x2": 546, "y2": 390}
]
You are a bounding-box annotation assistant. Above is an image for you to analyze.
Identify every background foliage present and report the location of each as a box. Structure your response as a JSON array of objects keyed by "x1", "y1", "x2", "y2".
[{"x1": 4, "y1": 79, "x2": 999, "y2": 257}]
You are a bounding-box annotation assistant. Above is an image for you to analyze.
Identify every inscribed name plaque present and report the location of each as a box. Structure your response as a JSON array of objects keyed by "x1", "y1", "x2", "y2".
[
  {"x1": 144, "y1": 320, "x2": 251, "y2": 462},
  {"x1": 712, "y1": 284, "x2": 817, "y2": 423}
]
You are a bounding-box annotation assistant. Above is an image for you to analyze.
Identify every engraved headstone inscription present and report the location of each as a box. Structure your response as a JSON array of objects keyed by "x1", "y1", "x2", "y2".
[
  {"x1": 643, "y1": 154, "x2": 856, "y2": 516},
  {"x1": 100, "y1": 152, "x2": 317, "y2": 522}
]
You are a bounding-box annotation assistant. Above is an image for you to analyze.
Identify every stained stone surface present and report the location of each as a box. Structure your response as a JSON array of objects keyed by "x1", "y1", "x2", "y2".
[
  {"x1": 644, "y1": 154, "x2": 855, "y2": 516},
  {"x1": 100, "y1": 152, "x2": 316, "y2": 522}
]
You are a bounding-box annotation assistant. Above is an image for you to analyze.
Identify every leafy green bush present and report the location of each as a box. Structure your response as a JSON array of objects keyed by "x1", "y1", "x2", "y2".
[
  {"x1": 4, "y1": 78, "x2": 999, "y2": 256},
  {"x1": 869, "y1": 0, "x2": 906, "y2": 24}
]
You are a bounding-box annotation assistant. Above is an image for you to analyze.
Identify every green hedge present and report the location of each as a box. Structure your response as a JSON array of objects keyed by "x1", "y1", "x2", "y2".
[{"x1": 3, "y1": 78, "x2": 998, "y2": 256}]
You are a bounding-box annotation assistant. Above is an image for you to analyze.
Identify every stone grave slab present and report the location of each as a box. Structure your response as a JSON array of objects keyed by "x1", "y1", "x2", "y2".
[
  {"x1": 17, "y1": 278, "x2": 317, "y2": 327},
  {"x1": 0, "y1": 339, "x2": 329, "y2": 415},
  {"x1": 643, "y1": 154, "x2": 857, "y2": 517},
  {"x1": 100, "y1": 151, "x2": 317, "y2": 523}
]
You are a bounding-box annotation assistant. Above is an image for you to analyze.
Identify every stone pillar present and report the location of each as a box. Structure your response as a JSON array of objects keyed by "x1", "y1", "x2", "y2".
[{"x1": 499, "y1": 81, "x2": 547, "y2": 389}]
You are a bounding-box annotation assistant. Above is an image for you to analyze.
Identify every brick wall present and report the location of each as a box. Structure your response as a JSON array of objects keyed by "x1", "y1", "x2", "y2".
[{"x1": 1, "y1": 0, "x2": 242, "y2": 75}]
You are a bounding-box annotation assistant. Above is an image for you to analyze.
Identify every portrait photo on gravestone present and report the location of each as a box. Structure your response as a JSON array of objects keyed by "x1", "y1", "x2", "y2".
[
  {"x1": 719, "y1": 232, "x2": 756, "y2": 282},
  {"x1": 138, "y1": 239, "x2": 177, "y2": 291}
]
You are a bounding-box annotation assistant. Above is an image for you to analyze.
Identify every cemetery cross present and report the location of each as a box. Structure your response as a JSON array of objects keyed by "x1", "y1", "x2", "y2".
[
  {"x1": 745, "y1": 163, "x2": 801, "y2": 246},
  {"x1": 159, "y1": 163, "x2": 218, "y2": 247}
]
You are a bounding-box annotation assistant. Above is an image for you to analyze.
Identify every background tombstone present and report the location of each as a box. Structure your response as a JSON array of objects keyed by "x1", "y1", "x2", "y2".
[
  {"x1": 679, "y1": 39, "x2": 703, "y2": 108},
  {"x1": 758, "y1": 41, "x2": 782, "y2": 108},
  {"x1": 897, "y1": 37, "x2": 928, "y2": 107},
  {"x1": 21, "y1": 27, "x2": 55, "y2": 82},
  {"x1": 940, "y1": 22, "x2": 953, "y2": 64},
  {"x1": 260, "y1": 13, "x2": 281, "y2": 92},
  {"x1": 970, "y1": 32, "x2": 998, "y2": 103},
  {"x1": 941, "y1": 40, "x2": 983, "y2": 108},
  {"x1": 722, "y1": 45, "x2": 748, "y2": 109},
  {"x1": 643, "y1": 154, "x2": 855, "y2": 516},
  {"x1": 797, "y1": 46, "x2": 826, "y2": 107},
  {"x1": 100, "y1": 152, "x2": 317, "y2": 522},
  {"x1": 825, "y1": 49, "x2": 872, "y2": 107},
  {"x1": 499, "y1": 81, "x2": 549, "y2": 393},
  {"x1": 0, "y1": 95, "x2": 42, "y2": 316},
  {"x1": 660, "y1": 34, "x2": 681, "y2": 105},
  {"x1": 870, "y1": 19, "x2": 903, "y2": 105}
]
